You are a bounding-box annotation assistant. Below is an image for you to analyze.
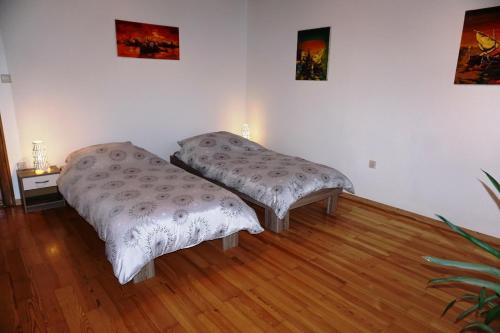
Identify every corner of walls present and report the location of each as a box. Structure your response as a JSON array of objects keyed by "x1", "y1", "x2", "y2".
[
  {"x1": 245, "y1": 0, "x2": 267, "y2": 144},
  {"x1": 242, "y1": 0, "x2": 249, "y2": 125}
]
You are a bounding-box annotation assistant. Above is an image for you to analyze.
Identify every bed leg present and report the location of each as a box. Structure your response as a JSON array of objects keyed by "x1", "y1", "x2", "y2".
[
  {"x1": 133, "y1": 260, "x2": 155, "y2": 284},
  {"x1": 283, "y1": 213, "x2": 290, "y2": 230},
  {"x1": 264, "y1": 208, "x2": 271, "y2": 229},
  {"x1": 326, "y1": 190, "x2": 340, "y2": 216},
  {"x1": 222, "y1": 232, "x2": 239, "y2": 250},
  {"x1": 265, "y1": 208, "x2": 289, "y2": 233}
]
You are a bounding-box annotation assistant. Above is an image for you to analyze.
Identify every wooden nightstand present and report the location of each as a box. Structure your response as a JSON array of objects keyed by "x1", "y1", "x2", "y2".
[{"x1": 17, "y1": 166, "x2": 65, "y2": 213}]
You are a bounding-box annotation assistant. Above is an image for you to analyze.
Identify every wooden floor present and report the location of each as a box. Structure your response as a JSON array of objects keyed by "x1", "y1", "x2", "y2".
[{"x1": 0, "y1": 196, "x2": 498, "y2": 333}]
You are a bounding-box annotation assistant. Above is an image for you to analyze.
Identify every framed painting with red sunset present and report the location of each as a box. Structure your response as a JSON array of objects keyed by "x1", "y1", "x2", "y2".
[
  {"x1": 454, "y1": 6, "x2": 500, "y2": 84},
  {"x1": 115, "y1": 19, "x2": 180, "y2": 60},
  {"x1": 296, "y1": 27, "x2": 330, "y2": 81}
]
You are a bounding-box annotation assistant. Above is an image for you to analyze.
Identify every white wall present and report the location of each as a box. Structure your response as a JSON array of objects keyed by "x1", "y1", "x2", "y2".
[
  {"x1": 1, "y1": 0, "x2": 499, "y2": 237},
  {"x1": 0, "y1": 33, "x2": 21, "y2": 198},
  {"x1": 247, "y1": 0, "x2": 500, "y2": 236},
  {"x1": 0, "y1": 0, "x2": 248, "y2": 176}
]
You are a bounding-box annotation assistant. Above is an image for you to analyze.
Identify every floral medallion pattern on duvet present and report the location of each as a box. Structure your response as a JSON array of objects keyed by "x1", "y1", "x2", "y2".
[
  {"x1": 58, "y1": 142, "x2": 263, "y2": 284},
  {"x1": 177, "y1": 132, "x2": 355, "y2": 219}
]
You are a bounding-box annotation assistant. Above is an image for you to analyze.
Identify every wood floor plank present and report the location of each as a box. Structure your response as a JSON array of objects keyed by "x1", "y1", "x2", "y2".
[
  {"x1": 54, "y1": 286, "x2": 93, "y2": 333},
  {"x1": 0, "y1": 273, "x2": 18, "y2": 332},
  {"x1": 0, "y1": 197, "x2": 497, "y2": 332}
]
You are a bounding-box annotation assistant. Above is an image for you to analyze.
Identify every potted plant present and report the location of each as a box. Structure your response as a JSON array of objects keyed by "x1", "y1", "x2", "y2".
[{"x1": 425, "y1": 171, "x2": 499, "y2": 332}]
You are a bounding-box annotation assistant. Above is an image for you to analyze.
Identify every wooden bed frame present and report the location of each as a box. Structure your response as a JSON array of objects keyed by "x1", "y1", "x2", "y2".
[
  {"x1": 170, "y1": 153, "x2": 342, "y2": 234},
  {"x1": 133, "y1": 232, "x2": 238, "y2": 283}
]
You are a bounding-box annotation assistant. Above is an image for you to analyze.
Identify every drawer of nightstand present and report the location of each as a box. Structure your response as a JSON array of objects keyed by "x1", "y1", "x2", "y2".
[{"x1": 22, "y1": 174, "x2": 59, "y2": 190}]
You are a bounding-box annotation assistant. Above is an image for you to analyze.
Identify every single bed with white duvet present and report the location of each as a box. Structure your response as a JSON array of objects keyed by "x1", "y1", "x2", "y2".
[{"x1": 57, "y1": 142, "x2": 263, "y2": 284}]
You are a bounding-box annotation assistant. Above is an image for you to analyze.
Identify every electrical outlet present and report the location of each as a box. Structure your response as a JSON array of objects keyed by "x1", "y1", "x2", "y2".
[
  {"x1": 0, "y1": 74, "x2": 12, "y2": 83},
  {"x1": 369, "y1": 160, "x2": 377, "y2": 169}
]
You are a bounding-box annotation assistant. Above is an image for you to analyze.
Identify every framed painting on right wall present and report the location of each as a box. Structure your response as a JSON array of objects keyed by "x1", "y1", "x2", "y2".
[{"x1": 454, "y1": 6, "x2": 500, "y2": 84}]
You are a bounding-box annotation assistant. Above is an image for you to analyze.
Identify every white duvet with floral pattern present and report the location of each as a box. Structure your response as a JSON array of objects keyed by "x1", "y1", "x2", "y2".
[
  {"x1": 58, "y1": 142, "x2": 263, "y2": 284},
  {"x1": 177, "y1": 132, "x2": 354, "y2": 219}
]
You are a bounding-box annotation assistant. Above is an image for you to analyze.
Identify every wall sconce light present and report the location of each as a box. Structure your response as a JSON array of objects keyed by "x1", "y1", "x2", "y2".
[
  {"x1": 241, "y1": 123, "x2": 250, "y2": 140},
  {"x1": 32, "y1": 140, "x2": 49, "y2": 174}
]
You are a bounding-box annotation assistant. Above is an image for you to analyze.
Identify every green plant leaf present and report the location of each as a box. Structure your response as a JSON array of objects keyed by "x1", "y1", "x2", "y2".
[
  {"x1": 460, "y1": 321, "x2": 496, "y2": 333},
  {"x1": 487, "y1": 301, "x2": 497, "y2": 309},
  {"x1": 485, "y1": 304, "x2": 500, "y2": 324},
  {"x1": 480, "y1": 288, "x2": 487, "y2": 308},
  {"x1": 442, "y1": 298, "x2": 457, "y2": 316},
  {"x1": 454, "y1": 295, "x2": 497, "y2": 322},
  {"x1": 423, "y1": 256, "x2": 500, "y2": 277},
  {"x1": 429, "y1": 277, "x2": 500, "y2": 295},
  {"x1": 455, "y1": 295, "x2": 497, "y2": 322},
  {"x1": 483, "y1": 170, "x2": 500, "y2": 194},
  {"x1": 436, "y1": 215, "x2": 500, "y2": 259},
  {"x1": 457, "y1": 303, "x2": 482, "y2": 322},
  {"x1": 441, "y1": 293, "x2": 484, "y2": 317},
  {"x1": 459, "y1": 293, "x2": 481, "y2": 302}
]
